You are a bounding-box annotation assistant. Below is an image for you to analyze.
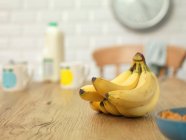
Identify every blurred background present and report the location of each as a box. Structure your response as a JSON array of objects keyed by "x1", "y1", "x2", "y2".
[{"x1": 0, "y1": 0, "x2": 185, "y2": 82}]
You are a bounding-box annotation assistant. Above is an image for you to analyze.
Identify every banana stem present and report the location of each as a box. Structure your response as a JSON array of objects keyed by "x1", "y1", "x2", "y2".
[
  {"x1": 133, "y1": 52, "x2": 143, "y2": 62},
  {"x1": 144, "y1": 63, "x2": 151, "y2": 72},
  {"x1": 129, "y1": 61, "x2": 136, "y2": 72},
  {"x1": 133, "y1": 52, "x2": 151, "y2": 72},
  {"x1": 133, "y1": 62, "x2": 141, "y2": 73},
  {"x1": 140, "y1": 62, "x2": 151, "y2": 72}
]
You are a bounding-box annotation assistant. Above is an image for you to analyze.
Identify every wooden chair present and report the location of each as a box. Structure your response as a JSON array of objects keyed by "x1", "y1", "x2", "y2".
[
  {"x1": 159, "y1": 45, "x2": 186, "y2": 77},
  {"x1": 93, "y1": 44, "x2": 185, "y2": 78},
  {"x1": 92, "y1": 45, "x2": 143, "y2": 77}
]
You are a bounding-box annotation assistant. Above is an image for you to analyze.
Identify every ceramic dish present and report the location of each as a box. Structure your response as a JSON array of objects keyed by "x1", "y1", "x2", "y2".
[{"x1": 156, "y1": 107, "x2": 186, "y2": 140}]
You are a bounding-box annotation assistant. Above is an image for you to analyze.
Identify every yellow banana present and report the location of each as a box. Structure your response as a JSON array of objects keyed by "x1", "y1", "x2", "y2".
[
  {"x1": 79, "y1": 85, "x2": 104, "y2": 101},
  {"x1": 89, "y1": 101, "x2": 101, "y2": 112},
  {"x1": 103, "y1": 100, "x2": 121, "y2": 116},
  {"x1": 92, "y1": 62, "x2": 141, "y2": 97},
  {"x1": 79, "y1": 62, "x2": 135, "y2": 101},
  {"x1": 115, "y1": 78, "x2": 160, "y2": 117},
  {"x1": 79, "y1": 52, "x2": 160, "y2": 117},
  {"x1": 107, "y1": 64, "x2": 158, "y2": 108},
  {"x1": 99, "y1": 101, "x2": 109, "y2": 114},
  {"x1": 111, "y1": 67, "x2": 133, "y2": 83}
]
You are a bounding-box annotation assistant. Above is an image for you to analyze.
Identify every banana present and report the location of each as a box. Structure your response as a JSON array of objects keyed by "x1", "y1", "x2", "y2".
[
  {"x1": 103, "y1": 100, "x2": 121, "y2": 116},
  {"x1": 89, "y1": 101, "x2": 101, "y2": 112},
  {"x1": 79, "y1": 62, "x2": 135, "y2": 101},
  {"x1": 107, "y1": 63, "x2": 158, "y2": 108},
  {"x1": 92, "y1": 62, "x2": 141, "y2": 97},
  {"x1": 99, "y1": 101, "x2": 109, "y2": 114},
  {"x1": 79, "y1": 85, "x2": 104, "y2": 101},
  {"x1": 111, "y1": 62, "x2": 135, "y2": 84},
  {"x1": 115, "y1": 78, "x2": 160, "y2": 117},
  {"x1": 79, "y1": 52, "x2": 160, "y2": 117}
]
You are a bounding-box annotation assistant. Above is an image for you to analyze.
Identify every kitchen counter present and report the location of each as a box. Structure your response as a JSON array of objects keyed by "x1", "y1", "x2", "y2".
[{"x1": 0, "y1": 78, "x2": 186, "y2": 140}]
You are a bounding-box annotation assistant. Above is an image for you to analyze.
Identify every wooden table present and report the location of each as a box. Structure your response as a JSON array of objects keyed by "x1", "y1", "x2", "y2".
[{"x1": 0, "y1": 78, "x2": 186, "y2": 140}]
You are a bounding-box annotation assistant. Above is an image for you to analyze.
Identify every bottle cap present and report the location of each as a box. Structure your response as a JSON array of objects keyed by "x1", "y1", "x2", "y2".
[{"x1": 48, "y1": 22, "x2": 58, "y2": 27}]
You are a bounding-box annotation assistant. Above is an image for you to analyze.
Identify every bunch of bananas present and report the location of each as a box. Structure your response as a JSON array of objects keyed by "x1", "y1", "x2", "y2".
[{"x1": 79, "y1": 53, "x2": 160, "y2": 117}]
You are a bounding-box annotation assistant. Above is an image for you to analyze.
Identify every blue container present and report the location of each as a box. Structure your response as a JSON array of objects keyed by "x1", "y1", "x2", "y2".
[{"x1": 156, "y1": 107, "x2": 186, "y2": 140}]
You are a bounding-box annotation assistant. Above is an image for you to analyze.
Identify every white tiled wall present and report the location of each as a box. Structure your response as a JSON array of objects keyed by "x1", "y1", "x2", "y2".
[{"x1": 0, "y1": 0, "x2": 186, "y2": 80}]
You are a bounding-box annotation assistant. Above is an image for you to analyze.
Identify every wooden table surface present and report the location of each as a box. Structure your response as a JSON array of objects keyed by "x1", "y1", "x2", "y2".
[{"x1": 0, "y1": 78, "x2": 186, "y2": 140}]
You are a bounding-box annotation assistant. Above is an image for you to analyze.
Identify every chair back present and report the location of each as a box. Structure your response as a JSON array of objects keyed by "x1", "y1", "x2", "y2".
[
  {"x1": 160, "y1": 46, "x2": 186, "y2": 77},
  {"x1": 93, "y1": 44, "x2": 185, "y2": 78},
  {"x1": 93, "y1": 45, "x2": 143, "y2": 76}
]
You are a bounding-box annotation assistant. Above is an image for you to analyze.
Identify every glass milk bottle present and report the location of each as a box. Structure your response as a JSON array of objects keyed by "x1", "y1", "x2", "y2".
[{"x1": 42, "y1": 22, "x2": 64, "y2": 82}]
